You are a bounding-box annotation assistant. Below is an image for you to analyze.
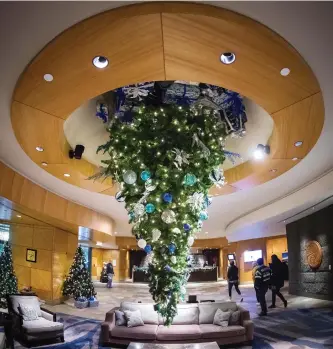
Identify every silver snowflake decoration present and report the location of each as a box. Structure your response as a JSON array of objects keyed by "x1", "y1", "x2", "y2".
[
  {"x1": 172, "y1": 148, "x2": 190, "y2": 169},
  {"x1": 186, "y1": 192, "x2": 205, "y2": 212}
]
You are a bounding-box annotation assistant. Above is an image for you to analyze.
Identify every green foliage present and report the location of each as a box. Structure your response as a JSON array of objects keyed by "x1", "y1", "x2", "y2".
[
  {"x1": 0, "y1": 242, "x2": 18, "y2": 308},
  {"x1": 62, "y1": 246, "x2": 96, "y2": 300},
  {"x1": 95, "y1": 104, "x2": 226, "y2": 325}
]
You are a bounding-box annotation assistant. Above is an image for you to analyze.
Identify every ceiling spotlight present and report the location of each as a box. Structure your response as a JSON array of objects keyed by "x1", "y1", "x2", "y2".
[
  {"x1": 36, "y1": 146, "x2": 44, "y2": 152},
  {"x1": 41, "y1": 162, "x2": 48, "y2": 167},
  {"x1": 93, "y1": 56, "x2": 109, "y2": 69},
  {"x1": 283, "y1": 220, "x2": 286, "y2": 223},
  {"x1": 43, "y1": 73, "x2": 54, "y2": 82},
  {"x1": 205, "y1": 231, "x2": 208, "y2": 234},
  {"x1": 16, "y1": 215, "x2": 21, "y2": 218},
  {"x1": 294, "y1": 141, "x2": 303, "y2": 147},
  {"x1": 280, "y1": 68, "x2": 290, "y2": 76},
  {"x1": 292, "y1": 157, "x2": 299, "y2": 161},
  {"x1": 270, "y1": 169, "x2": 277, "y2": 173},
  {"x1": 96, "y1": 241, "x2": 103, "y2": 246},
  {"x1": 64, "y1": 173, "x2": 70, "y2": 177},
  {"x1": 69, "y1": 144, "x2": 85, "y2": 160},
  {"x1": 253, "y1": 144, "x2": 270, "y2": 160},
  {"x1": 220, "y1": 52, "x2": 236, "y2": 65}
]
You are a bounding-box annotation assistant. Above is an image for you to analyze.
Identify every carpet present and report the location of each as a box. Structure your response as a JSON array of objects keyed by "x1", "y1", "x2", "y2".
[{"x1": 13, "y1": 308, "x2": 333, "y2": 349}]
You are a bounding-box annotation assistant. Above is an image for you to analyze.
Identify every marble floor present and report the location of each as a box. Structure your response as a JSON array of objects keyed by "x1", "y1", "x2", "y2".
[{"x1": 44, "y1": 281, "x2": 333, "y2": 321}]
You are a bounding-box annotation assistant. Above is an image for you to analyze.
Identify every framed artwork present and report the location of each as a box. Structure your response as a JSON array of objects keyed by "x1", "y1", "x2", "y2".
[{"x1": 26, "y1": 248, "x2": 37, "y2": 263}]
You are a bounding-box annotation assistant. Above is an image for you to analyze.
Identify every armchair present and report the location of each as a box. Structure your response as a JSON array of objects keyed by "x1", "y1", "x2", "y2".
[{"x1": 7, "y1": 294, "x2": 64, "y2": 347}]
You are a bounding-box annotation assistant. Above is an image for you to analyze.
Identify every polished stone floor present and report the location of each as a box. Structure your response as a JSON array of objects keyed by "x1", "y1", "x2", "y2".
[{"x1": 44, "y1": 281, "x2": 333, "y2": 321}]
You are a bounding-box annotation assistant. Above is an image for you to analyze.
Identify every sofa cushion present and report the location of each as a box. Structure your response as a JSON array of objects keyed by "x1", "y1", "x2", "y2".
[
  {"x1": 121, "y1": 302, "x2": 158, "y2": 325},
  {"x1": 124, "y1": 310, "x2": 144, "y2": 328},
  {"x1": 158, "y1": 303, "x2": 199, "y2": 325},
  {"x1": 22, "y1": 318, "x2": 63, "y2": 334},
  {"x1": 199, "y1": 301, "x2": 238, "y2": 324},
  {"x1": 157, "y1": 324, "x2": 201, "y2": 341},
  {"x1": 229, "y1": 310, "x2": 241, "y2": 326},
  {"x1": 111, "y1": 324, "x2": 157, "y2": 340},
  {"x1": 10, "y1": 296, "x2": 42, "y2": 316},
  {"x1": 213, "y1": 309, "x2": 231, "y2": 327},
  {"x1": 200, "y1": 324, "x2": 245, "y2": 339},
  {"x1": 19, "y1": 304, "x2": 39, "y2": 321},
  {"x1": 115, "y1": 310, "x2": 127, "y2": 326}
]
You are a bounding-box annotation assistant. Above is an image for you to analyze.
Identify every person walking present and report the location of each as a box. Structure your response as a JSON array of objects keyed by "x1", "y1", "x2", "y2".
[
  {"x1": 252, "y1": 261, "x2": 260, "y2": 305},
  {"x1": 227, "y1": 260, "x2": 243, "y2": 302},
  {"x1": 254, "y1": 258, "x2": 271, "y2": 316},
  {"x1": 269, "y1": 254, "x2": 288, "y2": 308},
  {"x1": 106, "y1": 260, "x2": 114, "y2": 288}
]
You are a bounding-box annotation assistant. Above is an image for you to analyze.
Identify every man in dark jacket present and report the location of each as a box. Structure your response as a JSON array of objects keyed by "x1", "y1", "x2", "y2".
[
  {"x1": 227, "y1": 261, "x2": 243, "y2": 302},
  {"x1": 254, "y1": 258, "x2": 271, "y2": 316},
  {"x1": 106, "y1": 260, "x2": 114, "y2": 289},
  {"x1": 269, "y1": 254, "x2": 288, "y2": 308}
]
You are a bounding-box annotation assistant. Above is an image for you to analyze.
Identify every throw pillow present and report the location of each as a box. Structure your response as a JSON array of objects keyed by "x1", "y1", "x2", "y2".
[
  {"x1": 229, "y1": 310, "x2": 241, "y2": 326},
  {"x1": 124, "y1": 309, "x2": 144, "y2": 328},
  {"x1": 115, "y1": 310, "x2": 127, "y2": 326},
  {"x1": 19, "y1": 304, "x2": 39, "y2": 321},
  {"x1": 213, "y1": 308, "x2": 231, "y2": 327}
]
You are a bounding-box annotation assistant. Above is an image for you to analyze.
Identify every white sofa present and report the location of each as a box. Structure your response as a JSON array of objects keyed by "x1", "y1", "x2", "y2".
[{"x1": 101, "y1": 301, "x2": 254, "y2": 346}]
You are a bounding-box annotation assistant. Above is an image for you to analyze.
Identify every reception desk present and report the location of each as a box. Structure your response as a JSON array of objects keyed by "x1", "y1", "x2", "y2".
[{"x1": 133, "y1": 266, "x2": 218, "y2": 283}]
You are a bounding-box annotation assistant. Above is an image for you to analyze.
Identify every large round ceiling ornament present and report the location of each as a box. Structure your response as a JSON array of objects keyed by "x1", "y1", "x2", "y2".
[{"x1": 306, "y1": 241, "x2": 323, "y2": 269}]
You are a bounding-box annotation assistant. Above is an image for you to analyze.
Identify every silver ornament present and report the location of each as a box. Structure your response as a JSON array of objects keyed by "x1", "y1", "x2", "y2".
[
  {"x1": 172, "y1": 148, "x2": 190, "y2": 169},
  {"x1": 172, "y1": 228, "x2": 181, "y2": 234},
  {"x1": 115, "y1": 191, "x2": 125, "y2": 202},
  {"x1": 161, "y1": 209, "x2": 176, "y2": 224},
  {"x1": 134, "y1": 203, "x2": 145, "y2": 216},
  {"x1": 209, "y1": 168, "x2": 225, "y2": 187},
  {"x1": 152, "y1": 228, "x2": 161, "y2": 241},
  {"x1": 145, "y1": 179, "x2": 157, "y2": 192},
  {"x1": 186, "y1": 192, "x2": 205, "y2": 212},
  {"x1": 123, "y1": 170, "x2": 137, "y2": 185},
  {"x1": 170, "y1": 255, "x2": 177, "y2": 264}
]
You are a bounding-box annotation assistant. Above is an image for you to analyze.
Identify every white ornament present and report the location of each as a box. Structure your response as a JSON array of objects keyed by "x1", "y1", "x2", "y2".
[
  {"x1": 152, "y1": 228, "x2": 161, "y2": 242},
  {"x1": 138, "y1": 239, "x2": 147, "y2": 249},
  {"x1": 134, "y1": 203, "x2": 145, "y2": 216},
  {"x1": 145, "y1": 179, "x2": 157, "y2": 192},
  {"x1": 209, "y1": 168, "x2": 225, "y2": 187},
  {"x1": 188, "y1": 236, "x2": 194, "y2": 246},
  {"x1": 186, "y1": 192, "x2": 205, "y2": 212},
  {"x1": 180, "y1": 286, "x2": 186, "y2": 295},
  {"x1": 123, "y1": 170, "x2": 137, "y2": 184},
  {"x1": 161, "y1": 210, "x2": 176, "y2": 224},
  {"x1": 172, "y1": 228, "x2": 181, "y2": 234},
  {"x1": 170, "y1": 255, "x2": 177, "y2": 264},
  {"x1": 172, "y1": 148, "x2": 190, "y2": 169}
]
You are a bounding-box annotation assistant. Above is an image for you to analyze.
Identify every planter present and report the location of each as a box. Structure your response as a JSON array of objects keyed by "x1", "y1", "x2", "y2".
[
  {"x1": 74, "y1": 300, "x2": 89, "y2": 309},
  {"x1": 89, "y1": 300, "x2": 99, "y2": 308}
]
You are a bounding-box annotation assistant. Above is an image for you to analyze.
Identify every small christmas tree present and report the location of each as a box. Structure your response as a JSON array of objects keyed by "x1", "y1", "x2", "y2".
[
  {"x1": 62, "y1": 245, "x2": 96, "y2": 300},
  {"x1": 0, "y1": 242, "x2": 18, "y2": 308}
]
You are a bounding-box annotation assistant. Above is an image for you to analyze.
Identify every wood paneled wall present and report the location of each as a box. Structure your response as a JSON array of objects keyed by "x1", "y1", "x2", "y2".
[
  {"x1": 9, "y1": 223, "x2": 77, "y2": 303},
  {"x1": 0, "y1": 161, "x2": 114, "y2": 235},
  {"x1": 91, "y1": 248, "x2": 129, "y2": 282}
]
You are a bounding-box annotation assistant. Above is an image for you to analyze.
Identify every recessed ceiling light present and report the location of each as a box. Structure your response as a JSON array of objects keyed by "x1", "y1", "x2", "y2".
[
  {"x1": 205, "y1": 231, "x2": 208, "y2": 234},
  {"x1": 36, "y1": 146, "x2": 44, "y2": 152},
  {"x1": 114, "y1": 231, "x2": 118, "y2": 235},
  {"x1": 16, "y1": 215, "x2": 21, "y2": 218},
  {"x1": 294, "y1": 141, "x2": 303, "y2": 147},
  {"x1": 292, "y1": 157, "x2": 299, "y2": 161},
  {"x1": 270, "y1": 169, "x2": 277, "y2": 173},
  {"x1": 283, "y1": 220, "x2": 286, "y2": 223},
  {"x1": 43, "y1": 73, "x2": 54, "y2": 82},
  {"x1": 220, "y1": 52, "x2": 236, "y2": 65},
  {"x1": 253, "y1": 144, "x2": 270, "y2": 160},
  {"x1": 93, "y1": 56, "x2": 109, "y2": 69},
  {"x1": 280, "y1": 68, "x2": 290, "y2": 76},
  {"x1": 64, "y1": 173, "x2": 70, "y2": 177},
  {"x1": 41, "y1": 162, "x2": 48, "y2": 167}
]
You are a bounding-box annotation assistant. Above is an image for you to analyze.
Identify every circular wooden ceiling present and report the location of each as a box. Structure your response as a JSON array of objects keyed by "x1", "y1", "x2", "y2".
[{"x1": 11, "y1": 2, "x2": 324, "y2": 197}]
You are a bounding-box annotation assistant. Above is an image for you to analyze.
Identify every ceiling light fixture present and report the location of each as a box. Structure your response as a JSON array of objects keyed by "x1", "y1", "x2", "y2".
[
  {"x1": 292, "y1": 157, "x2": 299, "y2": 161},
  {"x1": 253, "y1": 144, "x2": 270, "y2": 160},
  {"x1": 92, "y1": 56, "x2": 109, "y2": 69},
  {"x1": 43, "y1": 73, "x2": 54, "y2": 82},
  {"x1": 220, "y1": 52, "x2": 236, "y2": 65},
  {"x1": 96, "y1": 241, "x2": 103, "y2": 246},
  {"x1": 64, "y1": 173, "x2": 70, "y2": 177},
  {"x1": 294, "y1": 141, "x2": 303, "y2": 147},
  {"x1": 205, "y1": 231, "x2": 208, "y2": 234},
  {"x1": 280, "y1": 68, "x2": 290, "y2": 76},
  {"x1": 36, "y1": 146, "x2": 44, "y2": 152},
  {"x1": 270, "y1": 169, "x2": 277, "y2": 173},
  {"x1": 16, "y1": 215, "x2": 21, "y2": 218},
  {"x1": 41, "y1": 162, "x2": 48, "y2": 167}
]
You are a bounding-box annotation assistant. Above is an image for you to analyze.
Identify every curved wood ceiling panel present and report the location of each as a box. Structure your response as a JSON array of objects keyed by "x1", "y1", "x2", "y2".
[{"x1": 11, "y1": 2, "x2": 324, "y2": 197}]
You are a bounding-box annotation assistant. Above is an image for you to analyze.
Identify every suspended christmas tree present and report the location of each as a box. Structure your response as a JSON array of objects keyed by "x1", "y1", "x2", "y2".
[
  {"x1": 93, "y1": 101, "x2": 227, "y2": 325},
  {"x1": 62, "y1": 246, "x2": 96, "y2": 300},
  {"x1": 0, "y1": 242, "x2": 18, "y2": 308}
]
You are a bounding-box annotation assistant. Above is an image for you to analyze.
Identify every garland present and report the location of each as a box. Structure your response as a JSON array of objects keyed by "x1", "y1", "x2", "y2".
[{"x1": 94, "y1": 103, "x2": 226, "y2": 325}]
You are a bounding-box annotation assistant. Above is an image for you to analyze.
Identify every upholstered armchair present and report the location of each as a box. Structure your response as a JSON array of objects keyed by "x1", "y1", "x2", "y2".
[{"x1": 7, "y1": 295, "x2": 64, "y2": 347}]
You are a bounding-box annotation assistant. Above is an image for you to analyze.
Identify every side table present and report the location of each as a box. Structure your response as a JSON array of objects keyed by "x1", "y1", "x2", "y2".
[{"x1": 0, "y1": 312, "x2": 14, "y2": 349}]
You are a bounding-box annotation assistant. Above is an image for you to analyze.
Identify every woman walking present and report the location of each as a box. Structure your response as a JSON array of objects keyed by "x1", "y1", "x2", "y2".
[
  {"x1": 269, "y1": 254, "x2": 287, "y2": 308},
  {"x1": 227, "y1": 260, "x2": 243, "y2": 302}
]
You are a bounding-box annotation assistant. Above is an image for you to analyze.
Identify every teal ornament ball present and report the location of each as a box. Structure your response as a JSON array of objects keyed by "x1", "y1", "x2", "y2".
[
  {"x1": 145, "y1": 203, "x2": 155, "y2": 213},
  {"x1": 199, "y1": 211, "x2": 209, "y2": 220},
  {"x1": 183, "y1": 173, "x2": 197, "y2": 186},
  {"x1": 141, "y1": 170, "x2": 151, "y2": 181}
]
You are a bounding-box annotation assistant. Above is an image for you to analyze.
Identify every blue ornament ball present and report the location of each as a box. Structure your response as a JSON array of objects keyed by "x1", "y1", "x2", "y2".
[
  {"x1": 164, "y1": 265, "x2": 171, "y2": 272},
  {"x1": 144, "y1": 244, "x2": 152, "y2": 254},
  {"x1": 141, "y1": 170, "x2": 151, "y2": 181},
  {"x1": 183, "y1": 173, "x2": 197, "y2": 186},
  {"x1": 168, "y1": 243, "x2": 176, "y2": 254},
  {"x1": 163, "y1": 192, "x2": 173, "y2": 204},
  {"x1": 203, "y1": 196, "x2": 212, "y2": 208},
  {"x1": 128, "y1": 212, "x2": 135, "y2": 221},
  {"x1": 145, "y1": 203, "x2": 156, "y2": 213},
  {"x1": 183, "y1": 223, "x2": 191, "y2": 231},
  {"x1": 199, "y1": 211, "x2": 209, "y2": 221}
]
